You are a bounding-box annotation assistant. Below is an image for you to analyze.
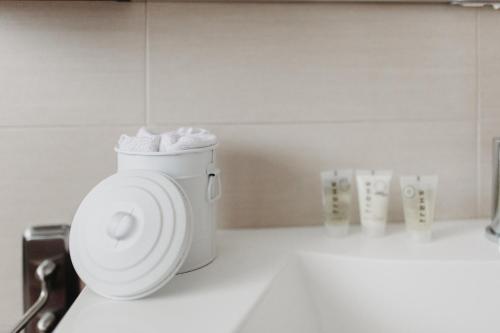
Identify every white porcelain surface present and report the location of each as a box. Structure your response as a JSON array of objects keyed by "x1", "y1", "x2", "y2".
[
  {"x1": 241, "y1": 254, "x2": 499, "y2": 333},
  {"x1": 55, "y1": 220, "x2": 500, "y2": 332}
]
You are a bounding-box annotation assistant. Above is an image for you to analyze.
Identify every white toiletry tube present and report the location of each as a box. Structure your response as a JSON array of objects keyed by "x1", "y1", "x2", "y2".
[
  {"x1": 400, "y1": 175, "x2": 438, "y2": 242},
  {"x1": 320, "y1": 170, "x2": 353, "y2": 236},
  {"x1": 356, "y1": 170, "x2": 393, "y2": 237}
]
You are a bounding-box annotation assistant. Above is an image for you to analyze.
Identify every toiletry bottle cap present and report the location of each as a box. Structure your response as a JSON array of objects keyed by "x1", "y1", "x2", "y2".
[{"x1": 69, "y1": 170, "x2": 192, "y2": 300}]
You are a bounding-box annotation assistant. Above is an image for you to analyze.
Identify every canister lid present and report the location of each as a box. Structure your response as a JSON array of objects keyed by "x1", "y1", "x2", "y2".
[{"x1": 69, "y1": 170, "x2": 192, "y2": 300}]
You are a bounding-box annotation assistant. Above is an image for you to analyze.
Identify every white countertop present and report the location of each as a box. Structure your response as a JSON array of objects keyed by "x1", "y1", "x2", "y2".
[{"x1": 54, "y1": 219, "x2": 500, "y2": 333}]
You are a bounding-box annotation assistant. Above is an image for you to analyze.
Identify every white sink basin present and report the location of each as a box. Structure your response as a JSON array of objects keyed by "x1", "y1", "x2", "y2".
[
  {"x1": 55, "y1": 220, "x2": 500, "y2": 333},
  {"x1": 240, "y1": 253, "x2": 500, "y2": 333}
]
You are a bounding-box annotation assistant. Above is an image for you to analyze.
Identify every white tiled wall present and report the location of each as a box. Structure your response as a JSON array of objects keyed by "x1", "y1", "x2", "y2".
[{"x1": 0, "y1": 0, "x2": 498, "y2": 327}]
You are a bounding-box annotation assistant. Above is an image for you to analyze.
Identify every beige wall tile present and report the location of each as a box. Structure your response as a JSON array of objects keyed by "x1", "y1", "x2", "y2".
[
  {"x1": 480, "y1": 9, "x2": 500, "y2": 120},
  {"x1": 149, "y1": 121, "x2": 477, "y2": 228},
  {"x1": 478, "y1": 8, "x2": 500, "y2": 216},
  {"x1": 479, "y1": 118, "x2": 500, "y2": 217},
  {"x1": 0, "y1": 126, "x2": 137, "y2": 326},
  {"x1": 0, "y1": 2, "x2": 145, "y2": 126},
  {"x1": 148, "y1": 3, "x2": 475, "y2": 124}
]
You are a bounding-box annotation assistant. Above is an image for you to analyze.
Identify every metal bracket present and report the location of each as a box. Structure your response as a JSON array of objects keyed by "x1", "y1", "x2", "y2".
[
  {"x1": 10, "y1": 260, "x2": 56, "y2": 333},
  {"x1": 9, "y1": 225, "x2": 81, "y2": 333}
]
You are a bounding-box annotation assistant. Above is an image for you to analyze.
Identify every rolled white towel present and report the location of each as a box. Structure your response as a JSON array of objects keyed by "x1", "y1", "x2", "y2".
[
  {"x1": 118, "y1": 134, "x2": 160, "y2": 152},
  {"x1": 160, "y1": 132, "x2": 180, "y2": 150},
  {"x1": 137, "y1": 127, "x2": 161, "y2": 140},
  {"x1": 117, "y1": 127, "x2": 216, "y2": 153},
  {"x1": 160, "y1": 127, "x2": 217, "y2": 152}
]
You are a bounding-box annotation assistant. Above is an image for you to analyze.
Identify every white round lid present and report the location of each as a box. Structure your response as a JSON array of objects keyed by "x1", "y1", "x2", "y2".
[{"x1": 69, "y1": 170, "x2": 192, "y2": 300}]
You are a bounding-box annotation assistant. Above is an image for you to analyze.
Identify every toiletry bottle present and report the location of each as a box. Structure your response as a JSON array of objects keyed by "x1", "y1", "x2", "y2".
[
  {"x1": 356, "y1": 170, "x2": 393, "y2": 237},
  {"x1": 320, "y1": 170, "x2": 353, "y2": 236},
  {"x1": 400, "y1": 175, "x2": 438, "y2": 242}
]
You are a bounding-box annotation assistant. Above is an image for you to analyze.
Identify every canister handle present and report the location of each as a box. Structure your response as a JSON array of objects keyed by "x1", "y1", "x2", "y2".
[{"x1": 207, "y1": 165, "x2": 221, "y2": 203}]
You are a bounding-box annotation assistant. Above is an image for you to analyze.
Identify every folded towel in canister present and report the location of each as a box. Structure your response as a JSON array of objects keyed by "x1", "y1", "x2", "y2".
[
  {"x1": 118, "y1": 134, "x2": 160, "y2": 152},
  {"x1": 160, "y1": 127, "x2": 217, "y2": 153},
  {"x1": 118, "y1": 127, "x2": 216, "y2": 153}
]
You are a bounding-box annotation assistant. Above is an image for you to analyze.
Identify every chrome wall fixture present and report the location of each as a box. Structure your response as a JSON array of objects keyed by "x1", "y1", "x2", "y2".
[
  {"x1": 10, "y1": 260, "x2": 56, "y2": 333},
  {"x1": 9, "y1": 225, "x2": 81, "y2": 333},
  {"x1": 486, "y1": 138, "x2": 500, "y2": 242},
  {"x1": 451, "y1": 0, "x2": 500, "y2": 8}
]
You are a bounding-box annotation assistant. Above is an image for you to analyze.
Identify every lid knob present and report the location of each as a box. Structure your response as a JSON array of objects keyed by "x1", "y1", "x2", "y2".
[{"x1": 107, "y1": 211, "x2": 136, "y2": 241}]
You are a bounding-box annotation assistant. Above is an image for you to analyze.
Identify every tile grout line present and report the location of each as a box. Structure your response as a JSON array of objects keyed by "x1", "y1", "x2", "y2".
[
  {"x1": 143, "y1": 118, "x2": 474, "y2": 126},
  {"x1": 144, "y1": 0, "x2": 150, "y2": 127},
  {"x1": 475, "y1": 8, "x2": 482, "y2": 217},
  {"x1": 0, "y1": 124, "x2": 146, "y2": 130},
  {"x1": 0, "y1": 118, "x2": 476, "y2": 130}
]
